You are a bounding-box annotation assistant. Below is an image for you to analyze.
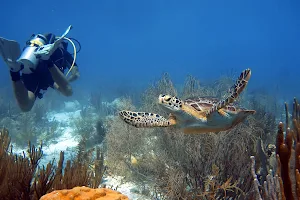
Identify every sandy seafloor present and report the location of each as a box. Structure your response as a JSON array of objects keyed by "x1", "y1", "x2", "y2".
[{"x1": 12, "y1": 100, "x2": 153, "y2": 200}]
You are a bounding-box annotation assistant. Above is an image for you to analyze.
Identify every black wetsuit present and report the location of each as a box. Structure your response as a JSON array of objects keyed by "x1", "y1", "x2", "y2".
[{"x1": 21, "y1": 40, "x2": 77, "y2": 99}]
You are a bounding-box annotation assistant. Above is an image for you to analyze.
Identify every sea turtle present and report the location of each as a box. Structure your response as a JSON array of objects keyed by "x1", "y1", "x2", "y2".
[{"x1": 119, "y1": 69, "x2": 256, "y2": 134}]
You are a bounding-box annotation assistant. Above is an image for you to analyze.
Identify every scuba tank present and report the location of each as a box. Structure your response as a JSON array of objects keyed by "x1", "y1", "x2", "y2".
[
  {"x1": 17, "y1": 34, "x2": 48, "y2": 74},
  {"x1": 17, "y1": 25, "x2": 73, "y2": 74}
]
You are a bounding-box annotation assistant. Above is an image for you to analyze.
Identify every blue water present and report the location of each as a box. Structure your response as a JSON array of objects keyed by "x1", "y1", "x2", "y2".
[{"x1": 1, "y1": 0, "x2": 300, "y2": 100}]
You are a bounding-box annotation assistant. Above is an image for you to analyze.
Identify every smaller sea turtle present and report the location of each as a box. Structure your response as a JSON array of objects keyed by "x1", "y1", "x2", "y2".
[{"x1": 119, "y1": 69, "x2": 255, "y2": 134}]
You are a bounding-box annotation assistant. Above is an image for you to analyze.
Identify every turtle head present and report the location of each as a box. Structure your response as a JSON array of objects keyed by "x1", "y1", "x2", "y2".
[{"x1": 158, "y1": 94, "x2": 182, "y2": 112}]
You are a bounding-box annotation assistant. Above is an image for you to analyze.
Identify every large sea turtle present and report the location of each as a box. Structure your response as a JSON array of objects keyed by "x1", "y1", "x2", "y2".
[{"x1": 119, "y1": 69, "x2": 255, "y2": 134}]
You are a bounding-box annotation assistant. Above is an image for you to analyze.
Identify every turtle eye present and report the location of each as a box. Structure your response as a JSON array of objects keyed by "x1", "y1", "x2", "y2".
[{"x1": 164, "y1": 95, "x2": 171, "y2": 101}]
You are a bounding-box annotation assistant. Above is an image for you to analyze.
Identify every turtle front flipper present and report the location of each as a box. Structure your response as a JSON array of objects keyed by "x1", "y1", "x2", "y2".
[
  {"x1": 207, "y1": 68, "x2": 251, "y2": 117},
  {"x1": 119, "y1": 110, "x2": 174, "y2": 128}
]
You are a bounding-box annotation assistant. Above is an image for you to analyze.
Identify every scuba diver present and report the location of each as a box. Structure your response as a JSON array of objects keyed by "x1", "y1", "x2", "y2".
[{"x1": 0, "y1": 26, "x2": 80, "y2": 112}]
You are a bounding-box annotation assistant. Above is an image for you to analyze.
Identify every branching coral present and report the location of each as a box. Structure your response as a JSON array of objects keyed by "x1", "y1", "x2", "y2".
[
  {"x1": 0, "y1": 109, "x2": 61, "y2": 148},
  {"x1": 90, "y1": 92, "x2": 103, "y2": 113},
  {"x1": 73, "y1": 106, "x2": 108, "y2": 148},
  {"x1": 247, "y1": 95, "x2": 278, "y2": 145},
  {"x1": 0, "y1": 128, "x2": 106, "y2": 200},
  {"x1": 276, "y1": 121, "x2": 293, "y2": 199},
  {"x1": 251, "y1": 98, "x2": 300, "y2": 200},
  {"x1": 32, "y1": 101, "x2": 48, "y2": 123},
  {"x1": 89, "y1": 92, "x2": 115, "y2": 117},
  {"x1": 15, "y1": 112, "x2": 39, "y2": 147},
  {"x1": 0, "y1": 128, "x2": 43, "y2": 200},
  {"x1": 141, "y1": 72, "x2": 177, "y2": 113},
  {"x1": 182, "y1": 75, "x2": 203, "y2": 99}
]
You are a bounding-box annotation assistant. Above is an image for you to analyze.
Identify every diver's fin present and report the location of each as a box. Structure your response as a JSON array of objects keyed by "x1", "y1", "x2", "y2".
[{"x1": 0, "y1": 37, "x2": 22, "y2": 72}]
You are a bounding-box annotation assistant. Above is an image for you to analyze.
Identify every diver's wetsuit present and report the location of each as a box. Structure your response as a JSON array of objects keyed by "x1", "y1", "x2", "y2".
[{"x1": 21, "y1": 36, "x2": 77, "y2": 99}]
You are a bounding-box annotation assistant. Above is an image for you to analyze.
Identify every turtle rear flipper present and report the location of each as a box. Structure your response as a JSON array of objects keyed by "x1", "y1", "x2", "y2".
[
  {"x1": 206, "y1": 68, "x2": 251, "y2": 117},
  {"x1": 119, "y1": 110, "x2": 174, "y2": 128},
  {"x1": 217, "y1": 108, "x2": 231, "y2": 118},
  {"x1": 230, "y1": 110, "x2": 256, "y2": 126}
]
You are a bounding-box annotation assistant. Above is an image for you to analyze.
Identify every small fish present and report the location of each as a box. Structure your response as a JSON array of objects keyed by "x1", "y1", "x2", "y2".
[{"x1": 131, "y1": 155, "x2": 138, "y2": 165}]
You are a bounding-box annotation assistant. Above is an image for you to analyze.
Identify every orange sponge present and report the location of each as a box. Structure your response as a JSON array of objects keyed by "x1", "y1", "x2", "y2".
[{"x1": 40, "y1": 186, "x2": 129, "y2": 200}]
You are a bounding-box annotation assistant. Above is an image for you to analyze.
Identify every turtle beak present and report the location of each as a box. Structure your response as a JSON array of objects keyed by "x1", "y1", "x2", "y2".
[{"x1": 158, "y1": 94, "x2": 164, "y2": 104}]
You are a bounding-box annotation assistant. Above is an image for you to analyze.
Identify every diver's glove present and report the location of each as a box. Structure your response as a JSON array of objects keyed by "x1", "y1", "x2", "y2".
[{"x1": 46, "y1": 54, "x2": 56, "y2": 69}]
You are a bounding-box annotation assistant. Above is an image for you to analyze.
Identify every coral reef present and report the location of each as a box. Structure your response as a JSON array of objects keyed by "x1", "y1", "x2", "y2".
[
  {"x1": 251, "y1": 98, "x2": 300, "y2": 199},
  {"x1": 0, "y1": 101, "x2": 60, "y2": 147},
  {"x1": 0, "y1": 128, "x2": 106, "y2": 200},
  {"x1": 40, "y1": 186, "x2": 129, "y2": 200},
  {"x1": 0, "y1": 72, "x2": 292, "y2": 199}
]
